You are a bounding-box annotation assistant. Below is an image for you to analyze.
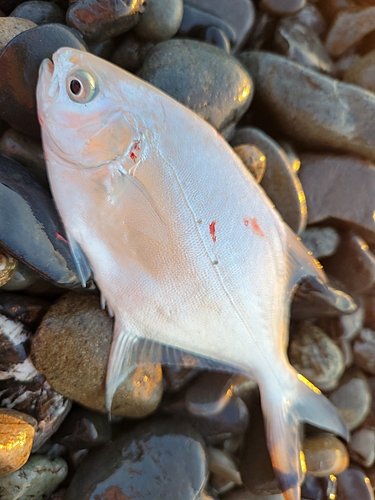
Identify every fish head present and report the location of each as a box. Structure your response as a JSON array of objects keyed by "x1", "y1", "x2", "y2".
[{"x1": 36, "y1": 47, "x2": 158, "y2": 170}]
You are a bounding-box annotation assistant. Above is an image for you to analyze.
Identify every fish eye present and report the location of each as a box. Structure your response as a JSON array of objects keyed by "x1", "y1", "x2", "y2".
[{"x1": 67, "y1": 70, "x2": 97, "y2": 104}]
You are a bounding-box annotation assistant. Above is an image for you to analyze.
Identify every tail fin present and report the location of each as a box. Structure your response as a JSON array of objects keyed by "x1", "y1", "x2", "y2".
[{"x1": 260, "y1": 373, "x2": 348, "y2": 500}]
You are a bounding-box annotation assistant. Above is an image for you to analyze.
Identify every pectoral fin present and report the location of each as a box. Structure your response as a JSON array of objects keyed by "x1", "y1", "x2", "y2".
[{"x1": 67, "y1": 233, "x2": 92, "y2": 287}]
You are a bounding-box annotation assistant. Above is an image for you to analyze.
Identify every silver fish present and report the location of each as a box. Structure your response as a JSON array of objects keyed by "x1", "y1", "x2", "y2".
[{"x1": 36, "y1": 48, "x2": 348, "y2": 500}]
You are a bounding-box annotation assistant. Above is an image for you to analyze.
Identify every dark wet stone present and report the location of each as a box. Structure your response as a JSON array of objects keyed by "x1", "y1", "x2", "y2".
[
  {"x1": 274, "y1": 18, "x2": 334, "y2": 74},
  {"x1": 139, "y1": 40, "x2": 253, "y2": 134},
  {"x1": 328, "y1": 367, "x2": 371, "y2": 431},
  {"x1": 0, "y1": 23, "x2": 86, "y2": 139},
  {"x1": 246, "y1": 10, "x2": 276, "y2": 51},
  {"x1": 303, "y1": 432, "x2": 349, "y2": 476},
  {"x1": 31, "y1": 292, "x2": 163, "y2": 418},
  {"x1": 321, "y1": 232, "x2": 375, "y2": 294},
  {"x1": 326, "y1": 6, "x2": 375, "y2": 57},
  {"x1": 163, "y1": 365, "x2": 200, "y2": 393},
  {"x1": 353, "y1": 328, "x2": 375, "y2": 375},
  {"x1": 222, "y1": 490, "x2": 283, "y2": 499},
  {"x1": 299, "y1": 154, "x2": 375, "y2": 245},
  {"x1": 67, "y1": 0, "x2": 146, "y2": 42},
  {"x1": 233, "y1": 144, "x2": 266, "y2": 183},
  {"x1": 261, "y1": 0, "x2": 306, "y2": 16},
  {"x1": 0, "y1": 155, "x2": 80, "y2": 287},
  {"x1": 134, "y1": 0, "x2": 183, "y2": 42},
  {"x1": 301, "y1": 475, "x2": 337, "y2": 500},
  {"x1": 111, "y1": 33, "x2": 154, "y2": 72},
  {"x1": 0, "y1": 313, "x2": 72, "y2": 451},
  {"x1": 0, "y1": 128, "x2": 48, "y2": 188},
  {"x1": 200, "y1": 26, "x2": 231, "y2": 53},
  {"x1": 53, "y1": 406, "x2": 112, "y2": 450},
  {"x1": 337, "y1": 467, "x2": 374, "y2": 500},
  {"x1": 349, "y1": 427, "x2": 375, "y2": 468},
  {"x1": 240, "y1": 52, "x2": 375, "y2": 162},
  {"x1": 231, "y1": 127, "x2": 306, "y2": 233},
  {"x1": 66, "y1": 417, "x2": 207, "y2": 500},
  {"x1": 183, "y1": 0, "x2": 255, "y2": 53},
  {"x1": 0, "y1": 292, "x2": 50, "y2": 330},
  {"x1": 0, "y1": 16, "x2": 36, "y2": 53},
  {"x1": 288, "y1": 322, "x2": 345, "y2": 391},
  {"x1": 87, "y1": 38, "x2": 115, "y2": 59},
  {"x1": 10, "y1": 1, "x2": 65, "y2": 25},
  {"x1": 300, "y1": 227, "x2": 340, "y2": 259},
  {"x1": 343, "y1": 49, "x2": 375, "y2": 93}
]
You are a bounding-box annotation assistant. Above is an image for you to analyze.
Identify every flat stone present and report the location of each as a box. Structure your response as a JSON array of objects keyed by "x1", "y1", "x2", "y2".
[
  {"x1": 288, "y1": 322, "x2": 345, "y2": 391},
  {"x1": 299, "y1": 227, "x2": 340, "y2": 259},
  {"x1": 138, "y1": 39, "x2": 253, "y2": 134},
  {"x1": 353, "y1": 328, "x2": 375, "y2": 375},
  {"x1": 349, "y1": 427, "x2": 375, "y2": 468},
  {"x1": 31, "y1": 293, "x2": 163, "y2": 418},
  {"x1": 9, "y1": 1, "x2": 65, "y2": 24},
  {"x1": 0, "y1": 17, "x2": 36, "y2": 53},
  {"x1": 0, "y1": 455, "x2": 68, "y2": 500},
  {"x1": 274, "y1": 18, "x2": 334, "y2": 74},
  {"x1": 0, "y1": 408, "x2": 36, "y2": 476},
  {"x1": 344, "y1": 49, "x2": 375, "y2": 93},
  {"x1": 261, "y1": 0, "x2": 306, "y2": 16},
  {"x1": 326, "y1": 6, "x2": 375, "y2": 57},
  {"x1": 240, "y1": 52, "x2": 375, "y2": 163},
  {"x1": 328, "y1": 367, "x2": 371, "y2": 431},
  {"x1": 337, "y1": 467, "x2": 374, "y2": 500},
  {"x1": 134, "y1": 0, "x2": 183, "y2": 42},
  {"x1": 65, "y1": 418, "x2": 208, "y2": 500},
  {"x1": 231, "y1": 127, "x2": 306, "y2": 233},
  {"x1": 303, "y1": 432, "x2": 349, "y2": 477},
  {"x1": 299, "y1": 154, "x2": 375, "y2": 245}
]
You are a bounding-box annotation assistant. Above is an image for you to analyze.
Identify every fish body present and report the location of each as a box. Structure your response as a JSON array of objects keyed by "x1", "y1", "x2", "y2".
[{"x1": 37, "y1": 48, "x2": 348, "y2": 500}]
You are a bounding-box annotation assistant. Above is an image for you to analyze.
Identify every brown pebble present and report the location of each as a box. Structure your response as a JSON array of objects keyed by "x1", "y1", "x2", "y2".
[
  {"x1": 233, "y1": 144, "x2": 266, "y2": 183},
  {"x1": 0, "y1": 17, "x2": 36, "y2": 53},
  {"x1": 303, "y1": 432, "x2": 349, "y2": 477}
]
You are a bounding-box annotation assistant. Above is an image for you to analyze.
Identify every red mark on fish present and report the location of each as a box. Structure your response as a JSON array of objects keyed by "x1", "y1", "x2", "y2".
[
  {"x1": 244, "y1": 217, "x2": 265, "y2": 237},
  {"x1": 129, "y1": 141, "x2": 141, "y2": 163},
  {"x1": 55, "y1": 231, "x2": 69, "y2": 244},
  {"x1": 209, "y1": 221, "x2": 217, "y2": 242}
]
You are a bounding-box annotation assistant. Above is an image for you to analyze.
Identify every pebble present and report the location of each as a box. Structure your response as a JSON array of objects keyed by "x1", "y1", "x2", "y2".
[
  {"x1": 233, "y1": 144, "x2": 266, "y2": 183},
  {"x1": 353, "y1": 328, "x2": 375, "y2": 375},
  {"x1": 31, "y1": 292, "x2": 163, "y2": 417},
  {"x1": 163, "y1": 365, "x2": 200, "y2": 393},
  {"x1": 299, "y1": 226, "x2": 340, "y2": 260},
  {"x1": 299, "y1": 154, "x2": 375, "y2": 245},
  {"x1": 0, "y1": 17, "x2": 36, "y2": 53},
  {"x1": 301, "y1": 475, "x2": 338, "y2": 500},
  {"x1": 201, "y1": 26, "x2": 231, "y2": 53},
  {"x1": 0, "y1": 455, "x2": 68, "y2": 500},
  {"x1": 326, "y1": 6, "x2": 375, "y2": 57},
  {"x1": 0, "y1": 408, "x2": 37, "y2": 476},
  {"x1": 9, "y1": 1, "x2": 65, "y2": 25},
  {"x1": 223, "y1": 491, "x2": 284, "y2": 500},
  {"x1": 138, "y1": 39, "x2": 253, "y2": 135},
  {"x1": 292, "y1": 3, "x2": 327, "y2": 37},
  {"x1": 303, "y1": 432, "x2": 349, "y2": 477},
  {"x1": 0, "y1": 251, "x2": 17, "y2": 287},
  {"x1": 273, "y1": 18, "x2": 334, "y2": 74},
  {"x1": 240, "y1": 51, "x2": 375, "y2": 163},
  {"x1": 1, "y1": 261, "x2": 39, "y2": 292},
  {"x1": 343, "y1": 49, "x2": 375, "y2": 93},
  {"x1": 67, "y1": 0, "x2": 146, "y2": 42},
  {"x1": 134, "y1": 0, "x2": 183, "y2": 42},
  {"x1": 328, "y1": 368, "x2": 371, "y2": 431},
  {"x1": 318, "y1": 303, "x2": 364, "y2": 342},
  {"x1": 260, "y1": 0, "x2": 306, "y2": 16},
  {"x1": 208, "y1": 446, "x2": 242, "y2": 485},
  {"x1": 0, "y1": 127, "x2": 48, "y2": 188},
  {"x1": 349, "y1": 427, "x2": 375, "y2": 468},
  {"x1": 0, "y1": 292, "x2": 50, "y2": 329},
  {"x1": 337, "y1": 467, "x2": 374, "y2": 500},
  {"x1": 288, "y1": 322, "x2": 345, "y2": 391},
  {"x1": 0, "y1": 155, "x2": 80, "y2": 287},
  {"x1": 65, "y1": 418, "x2": 207, "y2": 500},
  {"x1": 111, "y1": 33, "x2": 154, "y2": 72},
  {"x1": 231, "y1": 127, "x2": 307, "y2": 234}
]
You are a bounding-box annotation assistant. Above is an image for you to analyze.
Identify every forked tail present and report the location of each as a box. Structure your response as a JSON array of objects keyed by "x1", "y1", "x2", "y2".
[{"x1": 259, "y1": 371, "x2": 349, "y2": 500}]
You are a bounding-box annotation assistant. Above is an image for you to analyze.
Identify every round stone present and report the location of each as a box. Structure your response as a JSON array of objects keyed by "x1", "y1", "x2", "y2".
[
  {"x1": 233, "y1": 144, "x2": 266, "y2": 183},
  {"x1": 337, "y1": 467, "x2": 374, "y2": 500},
  {"x1": 9, "y1": 1, "x2": 65, "y2": 25},
  {"x1": 349, "y1": 427, "x2": 375, "y2": 468},
  {"x1": 0, "y1": 17, "x2": 36, "y2": 53},
  {"x1": 134, "y1": 0, "x2": 183, "y2": 42},
  {"x1": 303, "y1": 433, "x2": 349, "y2": 477},
  {"x1": 353, "y1": 328, "x2": 375, "y2": 375}
]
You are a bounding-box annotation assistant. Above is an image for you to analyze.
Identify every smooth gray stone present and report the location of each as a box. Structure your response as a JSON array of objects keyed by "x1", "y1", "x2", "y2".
[
  {"x1": 240, "y1": 51, "x2": 375, "y2": 163},
  {"x1": 134, "y1": 0, "x2": 183, "y2": 42},
  {"x1": 10, "y1": 1, "x2": 65, "y2": 25}
]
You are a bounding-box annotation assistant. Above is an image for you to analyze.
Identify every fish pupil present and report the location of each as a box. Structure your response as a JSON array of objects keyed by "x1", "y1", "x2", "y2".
[{"x1": 70, "y1": 79, "x2": 82, "y2": 95}]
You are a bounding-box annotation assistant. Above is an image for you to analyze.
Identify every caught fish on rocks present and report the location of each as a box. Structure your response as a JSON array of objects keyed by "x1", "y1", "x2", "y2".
[{"x1": 36, "y1": 47, "x2": 349, "y2": 500}]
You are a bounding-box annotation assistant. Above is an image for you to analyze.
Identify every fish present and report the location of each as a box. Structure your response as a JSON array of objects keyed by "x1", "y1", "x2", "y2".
[{"x1": 36, "y1": 48, "x2": 348, "y2": 500}]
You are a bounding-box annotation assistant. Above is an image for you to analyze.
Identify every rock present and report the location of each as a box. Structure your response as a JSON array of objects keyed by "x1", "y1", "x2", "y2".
[
  {"x1": 303, "y1": 432, "x2": 349, "y2": 477},
  {"x1": 337, "y1": 467, "x2": 374, "y2": 500},
  {"x1": 231, "y1": 127, "x2": 307, "y2": 234},
  {"x1": 208, "y1": 446, "x2": 242, "y2": 485},
  {"x1": 301, "y1": 475, "x2": 337, "y2": 500},
  {"x1": 0, "y1": 292, "x2": 50, "y2": 329},
  {"x1": 318, "y1": 303, "x2": 364, "y2": 342},
  {"x1": 240, "y1": 52, "x2": 375, "y2": 163},
  {"x1": 0, "y1": 128, "x2": 48, "y2": 188},
  {"x1": 260, "y1": 0, "x2": 306, "y2": 16},
  {"x1": 0, "y1": 17, "x2": 36, "y2": 53},
  {"x1": 0, "y1": 155, "x2": 81, "y2": 287},
  {"x1": 134, "y1": 0, "x2": 183, "y2": 42},
  {"x1": 299, "y1": 227, "x2": 340, "y2": 259},
  {"x1": 349, "y1": 427, "x2": 375, "y2": 468},
  {"x1": 0, "y1": 251, "x2": 17, "y2": 287},
  {"x1": 326, "y1": 6, "x2": 375, "y2": 57},
  {"x1": 31, "y1": 292, "x2": 163, "y2": 417},
  {"x1": 233, "y1": 144, "x2": 266, "y2": 183},
  {"x1": 0, "y1": 314, "x2": 71, "y2": 451},
  {"x1": 274, "y1": 18, "x2": 334, "y2": 74},
  {"x1": 65, "y1": 418, "x2": 207, "y2": 500},
  {"x1": 163, "y1": 365, "x2": 200, "y2": 393},
  {"x1": 328, "y1": 368, "x2": 371, "y2": 431},
  {"x1": 292, "y1": 3, "x2": 327, "y2": 37},
  {"x1": 353, "y1": 328, "x2": 375, "y2": 375},
  {"x1": 10, "y1": 1, "x2": 65, "y2": 25},
  {"x1": 288, "y1": 322, "x2": 345, "y2": 391},
  {"x1": 67, "y1": 0, "x2": 146, "y2": 42},
  {"x1": 87, "y1": 38, "x2": 115, "y2": 59},
  {"x1": 111, "y1": 33, "x2": 154, "y2": 72},
  {"x1": 344, "y1": 49, "x2": 375, "y2": 93},
  {"x1": 222, "y1": 491, "x2": 284, "y2": 500},
  {"x1": 299, "y1": 154, "x2": 375, "y2": 245},
  {"x1": 363, "y1": 377, "x2": 375, "y2": 429},
  {"x1": 1, "y1": 261, "x2": 39, "y2": 292},
  {"x1": 138, "y1": 39, "x2": 253, "y2": 134},
  {"x1": 0, "y1": 408, "x2": 37, "y2": 476},
  {"x1": 0, "y1": 455, "x2": 68, "y2": 500},
  {"x1": 0, "y1": 23, "x2": 86, "y2": 138}
]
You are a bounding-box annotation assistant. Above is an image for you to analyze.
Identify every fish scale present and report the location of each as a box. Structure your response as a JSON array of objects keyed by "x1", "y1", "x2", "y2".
[{"x1": 37, "y1": 47, "x2": 348, "y2": 500}]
